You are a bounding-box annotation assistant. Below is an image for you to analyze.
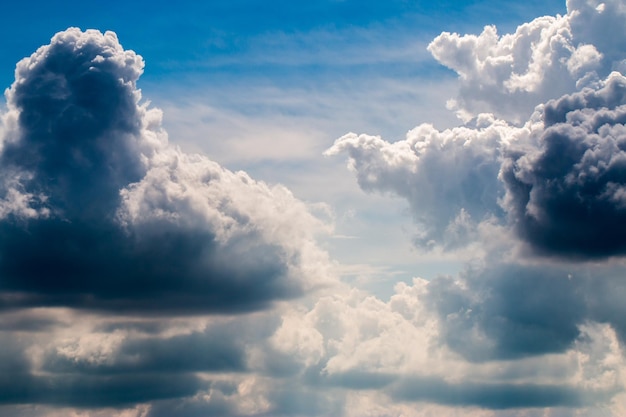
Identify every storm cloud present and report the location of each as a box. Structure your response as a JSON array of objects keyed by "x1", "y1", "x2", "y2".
[
  {"x1": 0, "y1": 28, "x2": 331, "y2": 314},
  {"x1": 502, "y1": 72, "x2": 626, "y2": 258},
  {"x1": 324, "y1": 0, "x2": 626, "y2": 414}
]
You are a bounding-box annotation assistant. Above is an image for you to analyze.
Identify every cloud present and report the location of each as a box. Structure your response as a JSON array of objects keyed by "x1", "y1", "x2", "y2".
[
  {"x1": 502, "y1": 72, "x2": 626, "y2": 258},
  {"x1": 390, "y1": 376, "x2": 603, "y2": 409},
  {"x1": 0, "y1": 28, "x2": 332, "y2": 314},
  {"x1": 43, "y1": 325, "x2": 248, "y2": 375},
  {"x1": 324, "y1": 0, "x2": 626, "y2": 414},
  {"x1": 4, "y1": 0, "x2": 626, "y2": 413},
  {"x1": 329, "y1": 37, "x2": 626, "y2": 260},
  {"x1": 325, "y1": 115, "x2": 516, "y2": 248},
  {"x1": 426, "y1": 263, "x2": 587, "y2": 361},
  {"x1": 428, "y1": 0, "x2": 626, "y2": 123},
  {"x1": 254, "y1": 275, "x2": 622, "y2": 411}
]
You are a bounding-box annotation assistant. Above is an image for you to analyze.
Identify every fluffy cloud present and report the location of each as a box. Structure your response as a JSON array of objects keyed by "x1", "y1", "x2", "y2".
[
  {"x1": 502, "y1": 72, "x2": 626, "y2": 258},
  {"x1": 5, "y1": 0, "x2": 626, "y2": 413},
  {"x1": 429, "y1": 0, "x2": 626, "y2": 123},
  {"x1": 329, "y1": 6, "x2": 626, "y2": 259},
  {"x1": 325, "y1": 115, "x2": 517, "y2": 248},
  {"x1": 253, "y1": 277, "x2": 621, "y2": 412},
  {"x1": 0, "y1": 28, "x2": 332, "y2": 314},
  {"x1": 325, "y1": 0, "x2": 626, "y2": 415}
]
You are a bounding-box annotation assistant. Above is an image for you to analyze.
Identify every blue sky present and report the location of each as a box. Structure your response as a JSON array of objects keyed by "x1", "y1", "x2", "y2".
[
  {"x1": 0, "y1": 1, "x2": 565, "y2": 87},
  {"x1": 5, "y1": 1, "x2": 626, "y2": 416}
]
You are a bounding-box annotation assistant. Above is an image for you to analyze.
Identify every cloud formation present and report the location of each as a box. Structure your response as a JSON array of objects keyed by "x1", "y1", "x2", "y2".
[
  {"x1": 502, "y1": 72, "x2": 626, "y2": 257},
  {"x1": 429, "y1": 0, "x2": 626, "y2": 123},
  {"x1": 325, "y1": 115, "x2": 513, "y2": 248},
  {"x1": 4, "y1": 0, "x2": 626, "y2": 414},
  {"x1": 0, "y1": 28, "x2": 331, "y2": 314},
  {"x1": 325, "y1": 0, "x2": 626, "y2": 415}
]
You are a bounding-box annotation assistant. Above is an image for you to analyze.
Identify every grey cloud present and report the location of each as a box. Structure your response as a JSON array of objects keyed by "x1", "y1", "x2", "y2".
[
  {"x1": 1, "y1": 29, "x2": 145, "y2": 222},
  {"x1": 391, "y1": 376, "x2": 609, "y2": 409},
  {"x1": 0, "y1": 334, "x2": 205, "y2": 409},
  {"x1": 145, "y1": 379, "x2": 343, "y2": 417},
  {"x1": 0, "y1": 373, "x2": 205, "y2": 408},
  {"x1": 323, "y1": 370, "x2": 395, "y2": 391},
  {"x1": 425, "y1": 257, "x2": 626, "y2": 367},
  {"x1": 0, "y1": 28, "x2": 330, "y2": 314},
  {"x1": 502, "y1": 72, "x2": 626, "y2": 258},
  {"x1": 146, "y1": 397, "x2": 233, "y2": 417},
  {"x1": 427, "y1": 264, "x2": 587, "y2": 362},
  {"x1": 264, "y1": 385, "x2": 343, "y2": 417},
  {"x1": 0, "y1": 311, "x2": 61, "y2": 332},
  {"x1": 0, "y1": 313, "x2": 280, "y2": 409},
  {"x1": 568, "y1": 0, "x2": 626, "y2": 70},
  {"x1": 43, "y1": 328, "x2": 247, "y2": 375}
]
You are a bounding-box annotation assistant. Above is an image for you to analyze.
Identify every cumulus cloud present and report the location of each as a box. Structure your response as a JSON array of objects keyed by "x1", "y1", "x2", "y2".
[
  {"x1": 324, "y1": 0, "x2": 626, "y2": 414},
  {"x1": 6, "y1": 0, "x2": 626, "y2": 413},
  {"x1": 325, "y1": 115, "x2": 517, "y2": 248},
  {"x1": 502, "y1": 71, "x2": 626, "y2": 258},
  {"x1": 329, "y1": 42, "x2": 626, "y2": 260},
  {"x1": 428, "y1": 0, "x2": 626, "y2": 123},
  {"x1": 252, "y1": 276, "x2": 621, "y2": 412},
  {"x1": 426, "y1": 263, "x2": 587, "y2": 361},
  {"x1": 0, "y1": 28, "x2": 332, "y2": 314}
]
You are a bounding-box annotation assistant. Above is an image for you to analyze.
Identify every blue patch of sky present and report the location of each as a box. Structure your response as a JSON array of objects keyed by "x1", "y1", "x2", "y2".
[{"x1": 2, "y1": 0, "x2": 566, "y2": 91}]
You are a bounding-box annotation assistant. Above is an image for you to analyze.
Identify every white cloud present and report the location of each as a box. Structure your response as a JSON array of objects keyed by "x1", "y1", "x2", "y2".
[
  {"x1": 428, "y1": 0, "x2": 626, "y2": 123},
  {"x1": 325, "y1": 115, "x2": 524, "y2": 249}
]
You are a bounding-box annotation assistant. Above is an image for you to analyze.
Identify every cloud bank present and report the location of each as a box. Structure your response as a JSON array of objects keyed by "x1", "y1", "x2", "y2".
[
  {"x1": 5, "y1": 0, "x2": 626, "y2": 414},
  {"x1": 325, "y1": 0, "x2": 626, "y2": 415}
]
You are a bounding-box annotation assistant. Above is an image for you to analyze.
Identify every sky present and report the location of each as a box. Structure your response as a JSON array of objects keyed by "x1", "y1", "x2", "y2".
[{"x1": 4, "y1": 0, "x2": 626, "y2": 416}]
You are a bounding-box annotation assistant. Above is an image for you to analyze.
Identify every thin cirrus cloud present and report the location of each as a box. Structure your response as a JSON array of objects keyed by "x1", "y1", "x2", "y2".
[{"x1": 3, "y1": 0, "x2": 626, "y2": 416}]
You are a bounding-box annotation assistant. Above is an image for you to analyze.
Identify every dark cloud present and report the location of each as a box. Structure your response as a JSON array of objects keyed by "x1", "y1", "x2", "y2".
[
  {"x1": 427, "y1": 264, "x2": 587, "y2": 361},
  {"x1": 0, "y1": 311, "x2": 61, "y2": 332},
  {"x1": 146, "y1": 397, "x2": 233, "y2": 417},
  {"x1": 43, "y1": 328, "x2": 247, "y2": 375},
  {"x1": 0, "y1": 28, "x2": 328, "y2": 314},
  {"x1": 1, "y1": 29, "x2": 144, "y2": 222},
  {"x1": 502, "y1": 72, "x2": 626, "y2": 258},
  {"x1": 0, "y1": 372, "x2": 205, "y2": 408},
  {"x1": 390, "y1": 376, "x2": 609, "y2": 409},
  {"x1": 0, "y1": 334, "x2": 205, "y2": 409},
  {"x1": 0, "y1": 218, "x2": 294, "y2": 314},
  {"x1": 425, "y1": 258, "x2": 626, "y2": 370}
]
